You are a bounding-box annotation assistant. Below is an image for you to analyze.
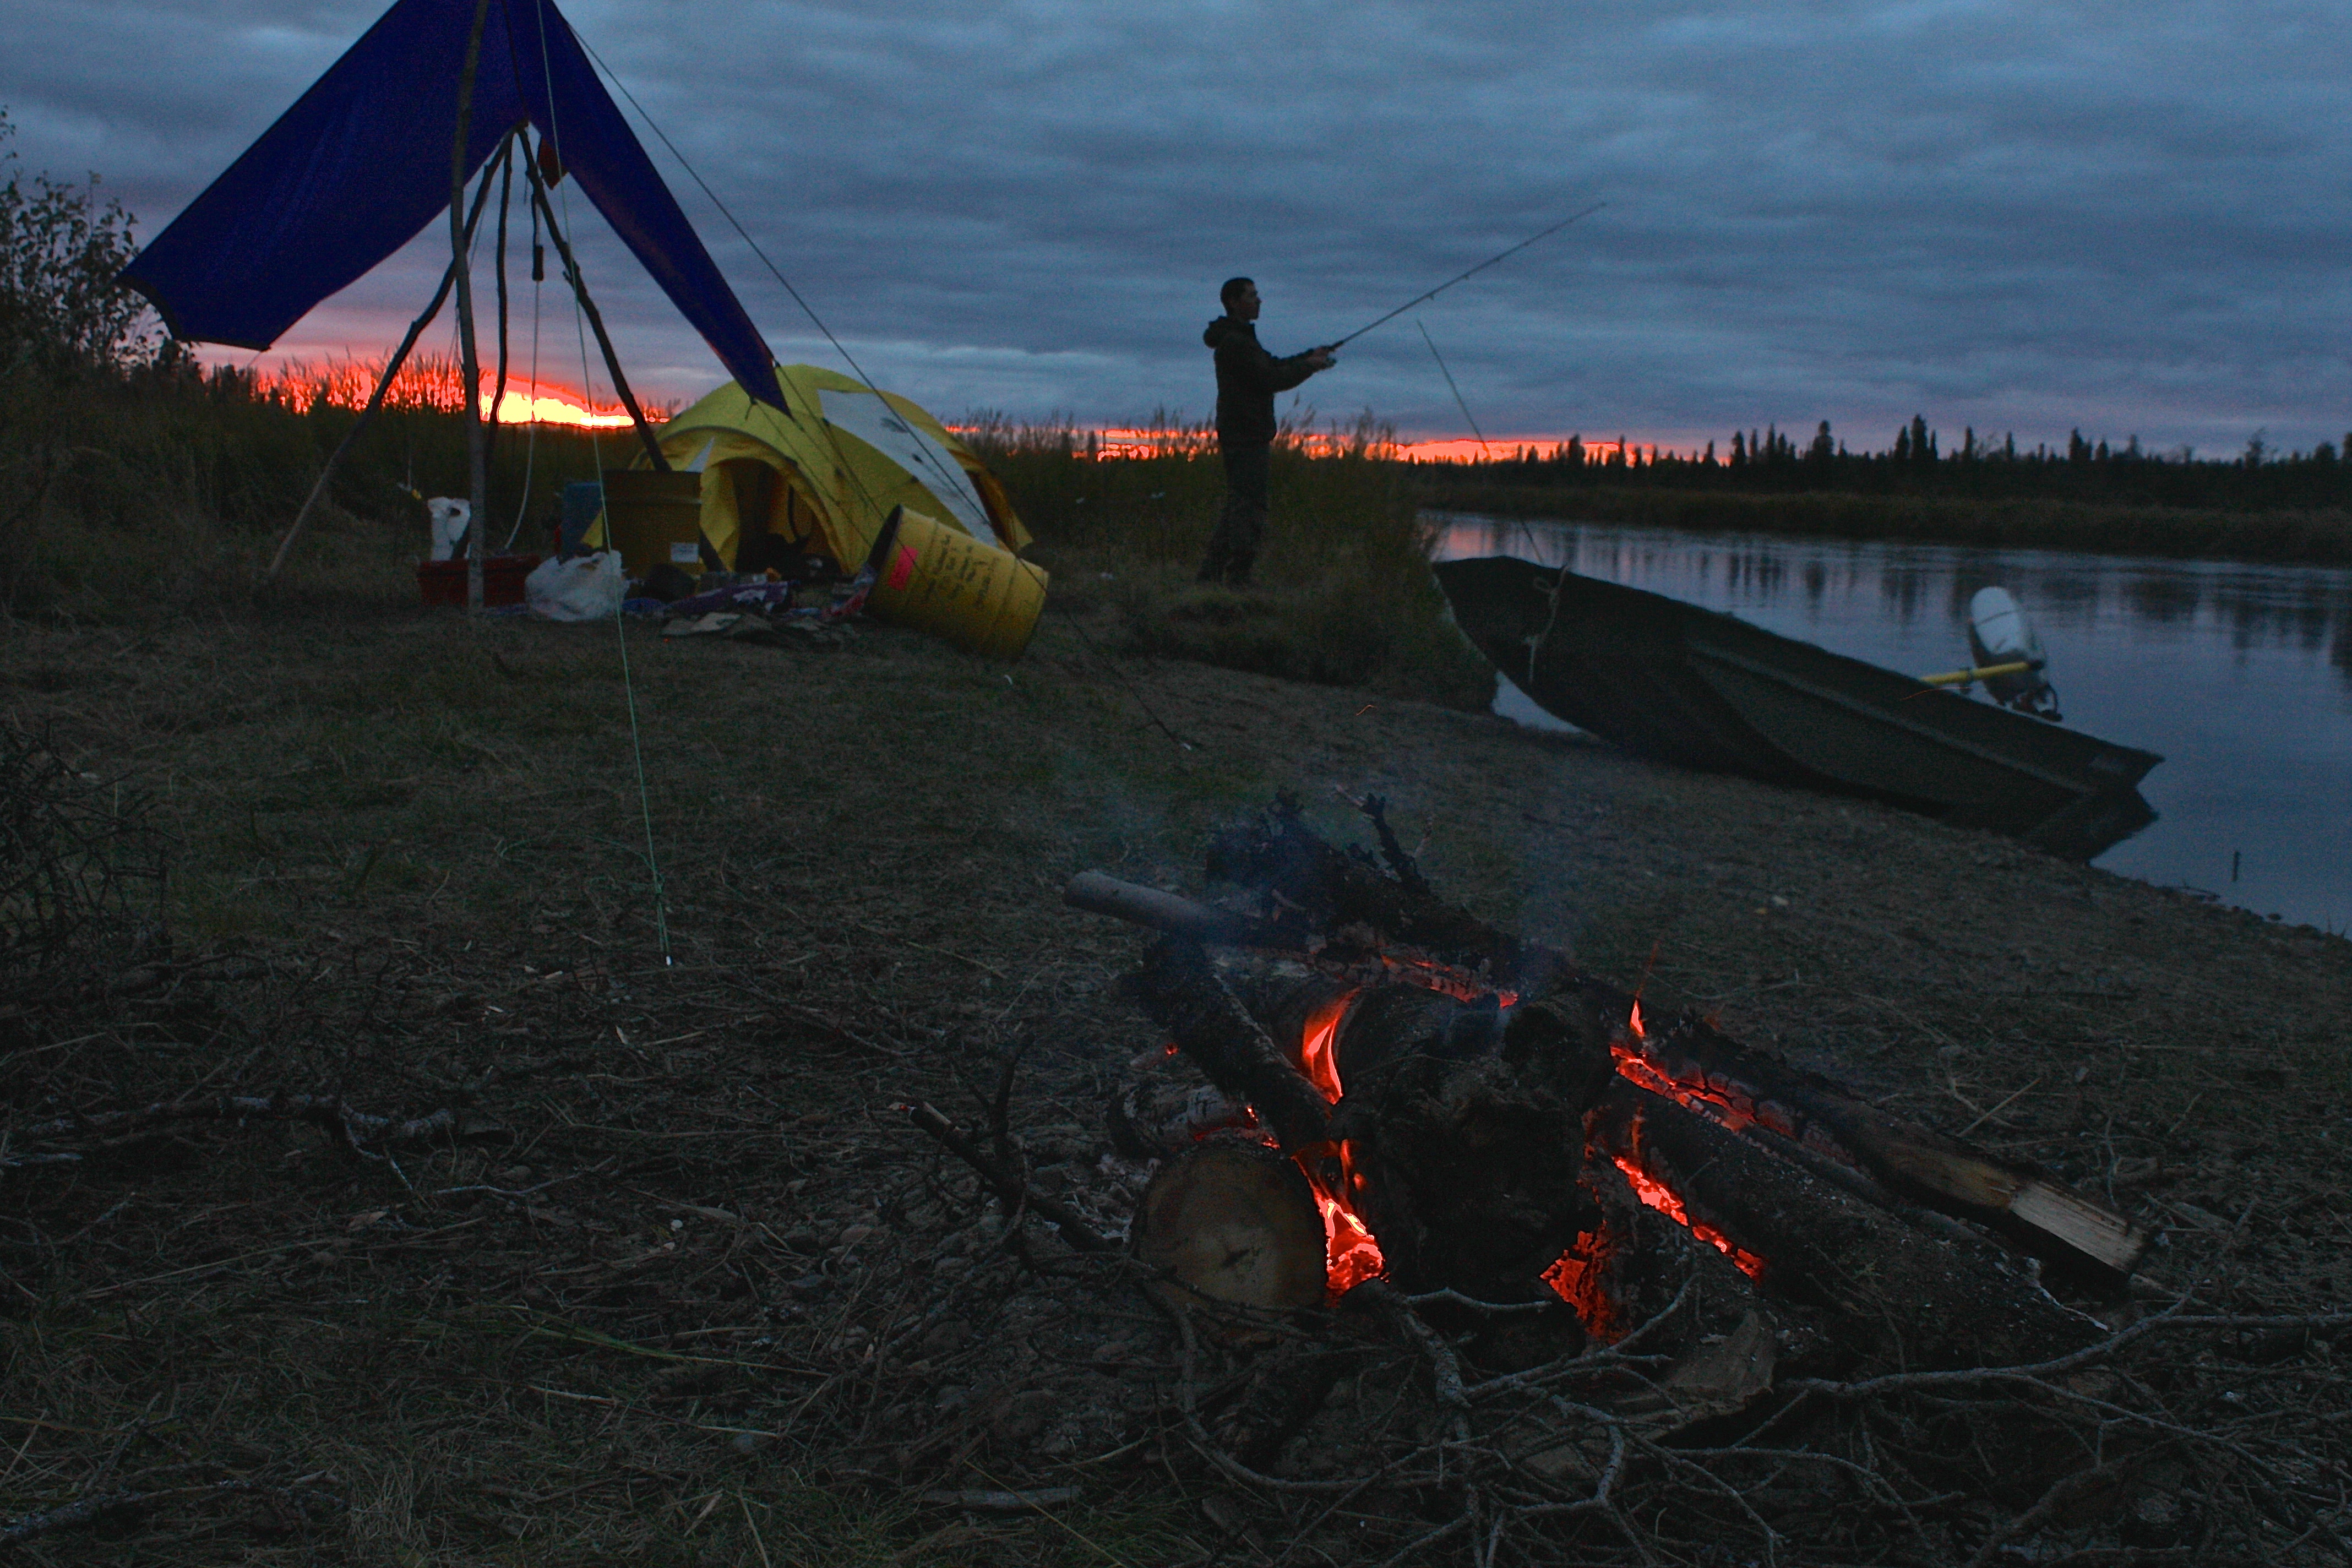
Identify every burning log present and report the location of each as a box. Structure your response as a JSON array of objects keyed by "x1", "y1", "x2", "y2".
[
  {"x1": 1313, "y1": 982, "x2": 1617, "y2": 1300},
  {"x1": 1067, "y1": 802, "x2": 2146, "y2": 1288},
  {"x1": 1590, "y1": 1081, "x2": 2105, "y2": 1369},
  {"x1": 1605, "y1": 1003, "x2": 2147, "y2": 1281},
  {"x1": 1121, "y1": 937, "x2": 1331, "y2": 1156}
]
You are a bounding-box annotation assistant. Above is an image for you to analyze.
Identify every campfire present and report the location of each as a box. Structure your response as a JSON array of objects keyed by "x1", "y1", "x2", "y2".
[
  {"x1": 1070, "y1": 794, "x2": 2147, "y2": 1372},
  {"x1": 890, "y1": 796, "x2": 2345, "y2": 1564}
]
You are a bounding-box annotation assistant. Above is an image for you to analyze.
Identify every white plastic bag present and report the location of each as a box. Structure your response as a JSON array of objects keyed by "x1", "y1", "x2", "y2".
[
  {"x1": 427, "y1": 497, "x2": 471, "y2": 560},
  {"x1": 525, "y1": 551, "x2": 625, "y2": 622}
]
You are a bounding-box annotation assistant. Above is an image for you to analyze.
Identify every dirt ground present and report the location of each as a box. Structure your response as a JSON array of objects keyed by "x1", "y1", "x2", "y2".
[{"x1": 1, "y1": 593, "x2": 2345, "y2": 1565}]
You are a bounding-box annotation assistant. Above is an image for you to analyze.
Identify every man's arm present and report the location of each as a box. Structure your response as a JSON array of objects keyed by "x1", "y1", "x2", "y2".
[{"x1": 1260, "y1": 343, "x2": 1336, "y2": 394}]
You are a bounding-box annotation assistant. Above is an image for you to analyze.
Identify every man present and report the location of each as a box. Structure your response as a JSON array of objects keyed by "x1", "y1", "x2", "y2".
[{"x1": 1197, "y1": 277, "x2": 1336, "y2": 586}]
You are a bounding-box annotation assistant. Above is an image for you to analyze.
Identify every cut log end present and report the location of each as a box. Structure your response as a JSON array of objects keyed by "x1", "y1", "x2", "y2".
[
  {"x1": 2008, "y1": 1178, "x2": 2151, "y2": 1275},
  {"x1": 1134, "y1": 1139, "x2": 1327, "y2": 1317}
]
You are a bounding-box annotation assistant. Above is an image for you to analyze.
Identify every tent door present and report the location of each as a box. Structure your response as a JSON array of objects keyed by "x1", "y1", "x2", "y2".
[{"x1": 727, "y1": 461, "x2": 825, "y2": 578}]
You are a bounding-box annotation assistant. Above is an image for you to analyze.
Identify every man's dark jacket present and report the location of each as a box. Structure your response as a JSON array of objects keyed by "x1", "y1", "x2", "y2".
[{"x1": 1205, "y1": 316, "x2": 1320, "y2": 449}]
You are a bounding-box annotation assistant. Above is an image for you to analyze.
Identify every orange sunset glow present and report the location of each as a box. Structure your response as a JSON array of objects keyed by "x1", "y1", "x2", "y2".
[
  {"x1": 482, "y1": 382, "x2": 640, "y2": 428},
  {"x1": 1035, "y1": 427, "x2": 1679, "y2": 463},
  {"x1": 236, "y1": 353, "x2": 657, "y2": 428}
]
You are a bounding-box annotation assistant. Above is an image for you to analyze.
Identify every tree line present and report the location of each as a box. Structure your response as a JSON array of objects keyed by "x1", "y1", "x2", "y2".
[{"x1": 1419, "y1": 414, "x2": 2352, "y2": 513}]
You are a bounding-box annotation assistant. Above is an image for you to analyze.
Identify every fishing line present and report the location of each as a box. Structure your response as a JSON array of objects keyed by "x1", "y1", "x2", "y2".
[
  {"x1": 535, "y1": 6, "x2": 672, "y2": 964},
  {"x1": 1418, "y1": 320, "x2": 1489, "y2": 456},
  {"x1": 575, "y1": 29, "x2": 1197, "y2": 754},
  {"x1": 1323, "y1": 204, "x2": 1603, "y2": 351}
]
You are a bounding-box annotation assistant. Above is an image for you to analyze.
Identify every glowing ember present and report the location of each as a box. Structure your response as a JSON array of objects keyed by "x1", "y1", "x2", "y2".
[
  {"x1": 1540, "y1": 1234, "x2": 1622, "y2": 1340},
  {"x1": 1287, "y1": 989, "x2": 1387, "y2": 1297},
  {"x1": 1611, "y1": 1153, "x2": 1767, "y2": 1280},
  {"x1": 1314, "y1": 1146, "x2": 1387, "y2": 1297},
  {"x1": 1380, "y1": 953, "x2": 1518, "y2": 1006}
]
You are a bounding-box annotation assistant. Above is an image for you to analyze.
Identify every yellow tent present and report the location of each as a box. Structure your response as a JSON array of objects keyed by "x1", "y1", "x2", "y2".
[{"x1": 614, "y1": 364, "x2": 1032, "y2": 573}]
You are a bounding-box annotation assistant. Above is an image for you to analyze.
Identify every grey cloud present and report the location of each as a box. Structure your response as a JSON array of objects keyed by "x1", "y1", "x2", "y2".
[{"x1": 4, "y1": 0, "x2": 2349, "y2": 451}]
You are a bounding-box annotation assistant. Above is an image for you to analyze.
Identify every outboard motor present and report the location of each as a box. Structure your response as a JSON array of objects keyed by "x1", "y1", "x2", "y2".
[{"x1": 1966, "y1": 586, "x2": 2061, "y2": 721}]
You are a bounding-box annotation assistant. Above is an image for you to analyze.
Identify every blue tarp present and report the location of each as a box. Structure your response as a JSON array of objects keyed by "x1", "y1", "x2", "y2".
[{"x1": 119, "y1": 0, "x2": 785, "y2": 410}]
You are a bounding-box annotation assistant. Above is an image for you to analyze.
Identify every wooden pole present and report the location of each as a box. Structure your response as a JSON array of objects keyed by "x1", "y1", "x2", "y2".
[
  {"x1": 486, "y1": 127, "x2": 516, "y2": 526},
  {"x1": 449, "y1": 0, "x2": 494, "y2": 611},
  {"x1": 520, "y1": 154, "x2": 671, "y2": 472},
  {"x1": 262, "y1": 147, "x2": 508, "y2": 587}
]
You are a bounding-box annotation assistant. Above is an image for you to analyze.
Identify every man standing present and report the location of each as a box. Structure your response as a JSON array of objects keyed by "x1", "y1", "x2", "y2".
[{"x1": 1197, "y1": 278, "x2": 1336, "y2": 586}]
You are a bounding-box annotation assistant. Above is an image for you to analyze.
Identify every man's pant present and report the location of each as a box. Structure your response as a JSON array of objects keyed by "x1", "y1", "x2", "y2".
[{"x1": 1197, "y1": 443, "x2": 1270, "y2": 586}]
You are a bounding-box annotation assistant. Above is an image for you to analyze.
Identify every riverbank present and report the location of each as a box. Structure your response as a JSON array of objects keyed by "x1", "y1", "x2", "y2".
[
  {"x1": 2, "y1": 594, "x2": 2344, "y2": 1562},
  {"x1": 1428, "y1": 481, "x2": 2352, "y2": 565}
]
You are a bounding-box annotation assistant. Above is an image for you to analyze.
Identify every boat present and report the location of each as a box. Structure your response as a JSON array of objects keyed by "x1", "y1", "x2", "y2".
[{"x1": 1433, "y1": 557, "x2": 2160, "y2": 859}]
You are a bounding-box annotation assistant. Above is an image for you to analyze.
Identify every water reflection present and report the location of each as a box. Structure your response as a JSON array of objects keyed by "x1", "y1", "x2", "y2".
[{"x1": 1432, "y1": 515, "x2": 2352, "y2": 933}]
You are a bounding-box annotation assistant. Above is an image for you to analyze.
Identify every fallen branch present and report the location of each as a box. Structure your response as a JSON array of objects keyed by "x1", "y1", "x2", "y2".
[{"x1": 900, "y1": 1102, "x2": 1114, "y2": 1255}]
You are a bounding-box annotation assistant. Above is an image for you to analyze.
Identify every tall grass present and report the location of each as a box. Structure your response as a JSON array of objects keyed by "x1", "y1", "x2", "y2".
[
  {"x1": 0, "y1": 357, "x2": 633, "y2": 617},
  {"x1": 1, "y1": 361, "x2": 1496, "y2": 708},
  {"x1": 965, "y1": 409, "x2": 1495, "y2": 708}
]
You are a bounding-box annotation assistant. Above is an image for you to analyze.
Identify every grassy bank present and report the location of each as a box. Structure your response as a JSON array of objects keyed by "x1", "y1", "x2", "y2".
[
  {"x1": 1, "y1": 371, "x2": 1495, "y2": 707},
  {"x1": 1429, "y1": 480, "x2": 2352, "y2": 564},
  {"x1": 1, "y1": 360, "x2": 629, "y2": 616},
  {"x1": 1, "y1": 597, "x2": 2344, "y2": 1565},
  {"x1": 969, "y1": 417, "x2": 1492, "y2": 707}
]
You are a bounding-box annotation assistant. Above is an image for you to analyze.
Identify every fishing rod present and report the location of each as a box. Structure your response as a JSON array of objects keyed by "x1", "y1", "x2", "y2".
[{"x1": 1321, "y1": 202, "x2": 1604, "y2": 351}]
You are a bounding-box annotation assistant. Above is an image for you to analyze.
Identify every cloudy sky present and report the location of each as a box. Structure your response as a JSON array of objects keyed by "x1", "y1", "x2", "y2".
[{"x1": 7, "y1": 0, "x2": 2349, "y2": 453}]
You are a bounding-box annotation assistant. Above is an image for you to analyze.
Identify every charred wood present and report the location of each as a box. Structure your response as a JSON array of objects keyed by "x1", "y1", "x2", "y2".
[
  {"x1": 1317, "y1": 988, "x2": 1616, "y2": 1299},
  {"x1": 1121, "y1": 938, "x2": 1329, "y2": 1155},
  {"x1": 1110, "y1": 793, "x2": 2147, "y2": 1283},
  {"x1": 1202, "y1": 793, "x2": 1566, "y2": 994},
  {"x1": 1592, "y1": 1079, "x2": 2106, "y2": 1371},
  {"x1": 1607, "y1": 1000, "x2": 2148, "y2": 1282},
  {"x1": 1106, "y1": 1079, "x2": 1254, "y2": 1161}
]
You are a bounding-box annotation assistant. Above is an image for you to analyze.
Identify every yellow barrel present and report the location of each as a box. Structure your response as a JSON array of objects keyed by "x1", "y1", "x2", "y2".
[
  {"x1": 864, "y1": 509, "x2": 1048, "y2": 660},
  {"x1": 596, "y1": 470, "x2": 706, "y2": 578}
]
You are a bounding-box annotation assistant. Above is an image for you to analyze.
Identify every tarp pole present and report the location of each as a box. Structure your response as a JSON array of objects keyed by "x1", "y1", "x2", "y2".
[
  {"x1": 261, "y1": 149, "x2": 508, "y2": 588},
  {"x1": 487, "y1": 129, "x2": 516, "y2": 520},
  {"x1": 521, "y1": 154, "x2": 672, "y2": 473},
  {"x1": 449, "y1": 0, "x2": 496, "y2": 612}
]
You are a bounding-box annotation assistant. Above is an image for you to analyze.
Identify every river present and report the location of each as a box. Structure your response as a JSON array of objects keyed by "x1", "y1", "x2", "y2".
[{"x1": 1430, "y1": 515, "x2": 2352, "y2": 934}]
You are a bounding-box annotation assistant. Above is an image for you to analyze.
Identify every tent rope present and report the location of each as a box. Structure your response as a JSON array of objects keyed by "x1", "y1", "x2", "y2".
[
  {"x1": 571, "y1": 37, "x2": 970, "y2": 543},
  {"x1": 572, "y1": 32, "x2": 1196, "y2": 753},
  {"x1": 532, "y1": 9, "x2": 672, "y2": 964}
]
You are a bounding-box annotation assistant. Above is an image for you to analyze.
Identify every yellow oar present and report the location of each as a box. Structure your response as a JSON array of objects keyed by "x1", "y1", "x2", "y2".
[{"x1": 1918, "y1": 660, "x2": 2037, "y2": 687}]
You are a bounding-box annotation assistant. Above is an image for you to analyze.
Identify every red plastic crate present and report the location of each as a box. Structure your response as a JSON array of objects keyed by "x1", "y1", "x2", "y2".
[{"x1": 417, "y1": 554, "x2": 543, "y2": 608}]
